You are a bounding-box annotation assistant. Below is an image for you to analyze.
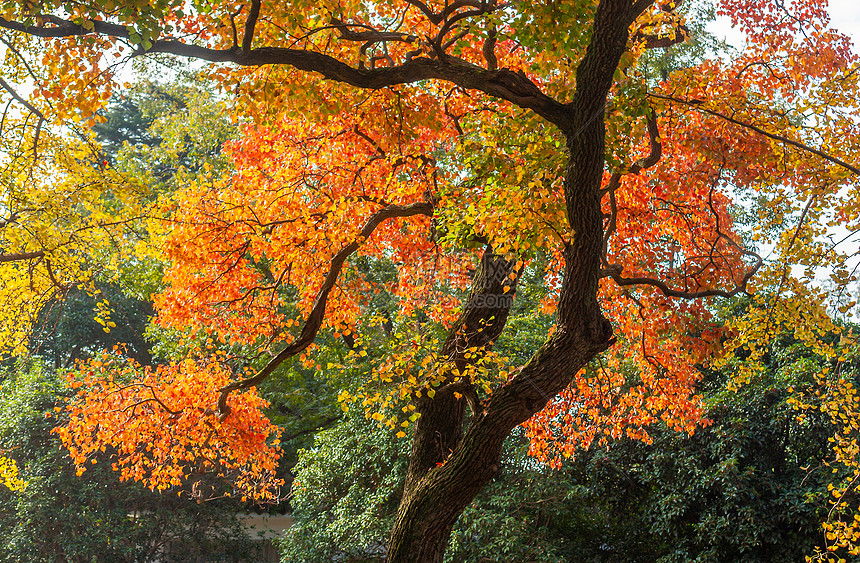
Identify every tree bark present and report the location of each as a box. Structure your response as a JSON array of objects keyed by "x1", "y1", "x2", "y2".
[
  {"x1": 387, "y1": 1, "x2": 645, "y2": 560},
  {"x1": 402, "y1": 247, "x2": 518, "y2": 498}
]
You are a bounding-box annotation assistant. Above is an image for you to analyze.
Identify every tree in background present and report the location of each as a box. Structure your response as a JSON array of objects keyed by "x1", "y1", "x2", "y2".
[
  {"x1": 29, "y1": 284, "x2": 153, "y2": 368},
  {"x1": 0, "y1": 0, "x2": 859, "y2": 560},
  {"x1": 0, "y1": 114, "x2": 148, "y2": 356},
  {"x1": 0, "y1": 80, "x2": 279, "y2": 563},
  {"x1": 282, "y1": 412, "x2": 409, "y2": 562}
]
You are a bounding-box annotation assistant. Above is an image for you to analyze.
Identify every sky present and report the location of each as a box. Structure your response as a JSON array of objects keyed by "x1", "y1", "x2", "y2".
[
  {"x1": 709, "y1": 0, "x2": 860, "y2": 48},
  {"x1": 829, "y1": 0, "x2": 860, "y2": 46}
]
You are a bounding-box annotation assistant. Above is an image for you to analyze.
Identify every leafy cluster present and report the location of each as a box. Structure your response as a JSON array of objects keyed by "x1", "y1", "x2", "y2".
[{"x1": 0, "y1": 360, "x2": 259, "y2": 563}]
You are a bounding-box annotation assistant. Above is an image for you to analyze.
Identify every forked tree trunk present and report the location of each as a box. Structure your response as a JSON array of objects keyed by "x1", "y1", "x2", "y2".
[
  {"x1": 386, "y1": 0, "x2": 644, "y2": 560},
  {"x1": 387, "y1": 330, "x2": 610, "y2": 561}
]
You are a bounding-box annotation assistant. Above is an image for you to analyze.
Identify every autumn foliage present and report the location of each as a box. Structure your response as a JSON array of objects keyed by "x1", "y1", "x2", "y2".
[
  {"x1": 56, "y1": 349, "x2": 282, "y2": 502},
  {"x1": 1, "y1": 0, "x2": 860, "y2": 559},
  {"x1": 155, "y1": 89, "x2": 465, "y2": 344}
]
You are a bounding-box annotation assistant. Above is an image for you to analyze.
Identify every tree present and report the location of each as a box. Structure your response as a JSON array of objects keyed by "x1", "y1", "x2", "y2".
[
  {"x1": 29, "y1": 283, "x2": 154, "y2": 368},
  {"x1": 0, "y1": 116, "x2": 148, "y2": 357},
  {"x1": 563, "y1": 328, "x2": 838, "y2": 562},
  {"x1": 282, "y1": 411, "x2": 409, "y2": 562},
  {"x1": 1, "y1": 0, "x2": 859, "y2": 560}
]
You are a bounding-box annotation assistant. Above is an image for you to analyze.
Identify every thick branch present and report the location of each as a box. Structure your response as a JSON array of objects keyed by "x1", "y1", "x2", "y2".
[
  {"x1": 153, "y1": 46, "x2": 570, "y2": 127},
  {"x1": 403, "y1": 248, "x2": 518, "y2": 494},
  {"x1": 0, "y1": 212, "x2": 18, "y2": 229},
  {"x1": 216, "y1": 201, "x2": 433, "y2": 419},
  {"x1": 434, "y1": 7, "x2": 492, "y2": 46},
  {"x1": 482, "y1": 26, "x2": 497, "y2": 70},
  {"x1": 0, "y1": 15, "x2": 131, "y2": 38},
  {"x1": 0, "y1": 17, "x2": 570, "y2": 129},
  {"x1": 241, "y1": 0, "x2": 261, "y2": 53},
  {"x1": 0, "y1": 250, "x2": 44, "y2": 263},
  {"x1": 403, "y1": 0, "x2": 443, "y2": 25},
  {"x1": 403, "y1": 0, "x2": 492, "y2": 27},
  {"x1": 439, "y1": 248, "x2": 518, "y2": 369},
  {"x1": 388, "y1": 2, "x2": 656, "y2": 559}
]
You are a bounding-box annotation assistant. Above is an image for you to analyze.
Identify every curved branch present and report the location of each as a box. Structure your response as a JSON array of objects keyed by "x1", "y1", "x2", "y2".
[
  {"x1": 602, "y1": 109, "x2": 662, "y2": 263},
  {"x1": 434, "y1": 6, "x2": 494, "y2": 46},
  {"x1": 650, "y1": 93, "x2": 860, "y2": 176},
  {"x1": 401, "y1": 0, "x2": 440, "y2": 24},
  {"x1": 115, "y1": 383, "x2": 182, "y2": 416},
  {"x1": 330, "y1": 17, "x2": 418, "y2": 44},
  {"x1": 0, "y1": 17, "x2": 570, "y2": 129},
  {"x1": 0, "y1": 250, "x2": 45, "y2": 263},
  {"x1": 43, "y1": 258, "x2": 75, "y2": 291},
  {"x1": 216, "y1": 200, "x2": 433, "y2": 419},
  {"x1": 606, "y1": 251, "x2": 762, "y2": 298},
  {"x1": 154, "y1": 46, "x2": 569, "y2": 127}
]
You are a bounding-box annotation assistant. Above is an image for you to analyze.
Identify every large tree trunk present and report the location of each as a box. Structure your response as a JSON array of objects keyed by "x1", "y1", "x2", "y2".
[
  {"x1": 386, "y1": 1, "x2": 646, "y2": 560},
  {"x1": 387, "y1": 330, "x2": 610, "y2": 561}
]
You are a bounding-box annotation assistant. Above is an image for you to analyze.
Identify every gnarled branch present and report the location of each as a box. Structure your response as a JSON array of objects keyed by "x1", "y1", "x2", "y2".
[
  {"x1": 0, "y1": 16, "x2": 570, "y2": 129},
  {"x1": 604, "y1": 164, "x2": 764, "y2": 300}
]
